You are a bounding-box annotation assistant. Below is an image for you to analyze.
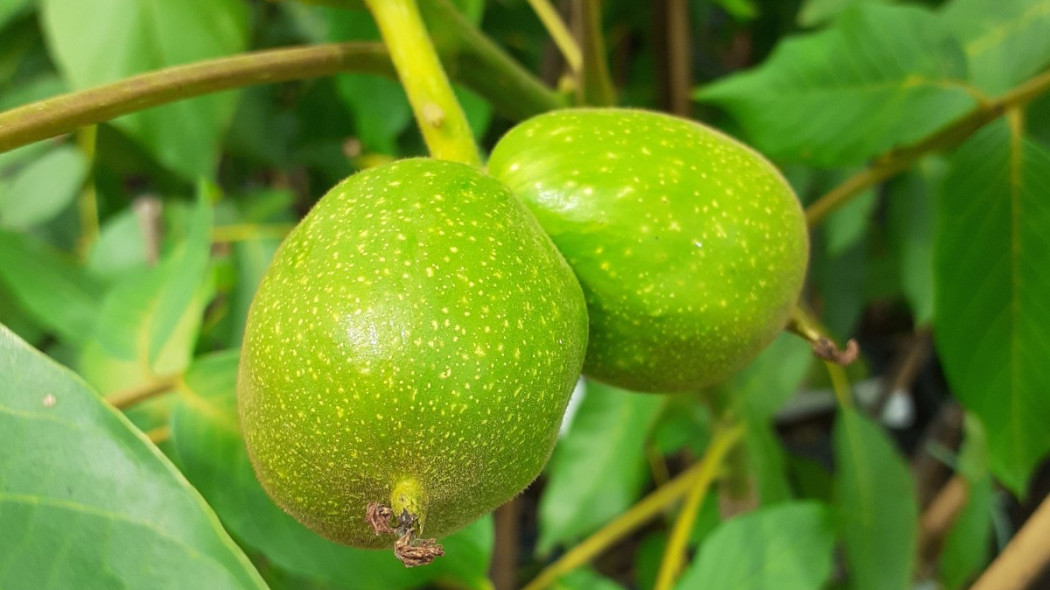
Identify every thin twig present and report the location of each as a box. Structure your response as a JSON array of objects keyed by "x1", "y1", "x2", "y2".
[
  {"x1": 970, "y1": 492, "x2": 1050, "y2": 590},
  {"x1": 786, "y1": 305, "x2": 860, "y2": 367},
  {"x1": 105, "y1": 376, "x2": 180, "y2": 410},
  {"x1": 527, "y1": 0, "x2": 582, "y2": 73},
  {"x1": 573, "y1": 0, "x2": 616, "y2": 106},
  {"x1": 211, "y1": 223, "x2": 296, "y2": 243},
  {"x1": 653, "y1": 425, "x2": 743, "y2": 590},
  {"x1": 917, "y1": 474, "x2": 969, "y2": 567},
  {"x1": 491, "y1": 498, "x2": 521, "y2": 590},
  {"x1": 805, "y1": 68, "x2": 1050, "y2": 227},
  {"x1": 521, "y1": 425, "x2": 744, "y2": 590}
]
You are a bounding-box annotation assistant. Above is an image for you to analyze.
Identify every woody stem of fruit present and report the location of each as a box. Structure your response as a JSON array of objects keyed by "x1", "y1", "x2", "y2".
[
  {"x1": 364, "y1": 0, "x2": 481, "y2": 166},
  {"x1": 521, "y1": 425, "x2": 744, "y2": 590}
]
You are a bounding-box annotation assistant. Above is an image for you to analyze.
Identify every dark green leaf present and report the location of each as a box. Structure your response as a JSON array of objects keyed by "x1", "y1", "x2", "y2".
[
  {"x1": 170, "y1": 351, "x2": 493, "y2": 590},
  {"x1": 40, "y1": 0, "x2": 249, "y2": 178},
  {"x1": 0, "y1": 145, "x2": 87, "y2": 230},
  {"x1": 538, "y1": 380, "x2": 664, "y2": 554},
  {"x1": 942, "y1": 0, "x2": 1050, "y2": 96},
  {"x1": 886, "y1": 163, "x2": 943, "y2": 326},
  {"x1": 796, "y1": 0, "x2": 887, "y2": 27},
  {"x1": 735, "y1": 333, "x2": 814, "y2": 420},
  {"x1": 677, "y1": 502, "x2": 835, "y2": 590},
  {"x1": 833, "y1": 407, "x2": 918, "y2": 590},
  {"x1": 696, "y1": 4, "x2": 975, "y2": 166},
  {"x1": 826, "y1": 187, "x2": 876, "y2": 257},
  {"x1": 940, "y1": 415, "x2": 993, "y2": 589},
  {"x1": 934, "y1": 119, "x2": 1050, "y2": 495},
  {"x1": 0, "y1": 230, "x2": 105, "y2": 344},
  {"x1": 0, "y1": 0, "x2": 31, "y2": 30},
  {"x1": 0, "y1": 324, "x2": 266, "y2": 589}
]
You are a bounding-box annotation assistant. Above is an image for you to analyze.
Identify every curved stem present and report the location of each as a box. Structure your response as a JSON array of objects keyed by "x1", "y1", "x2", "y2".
[
  {"x1": 365, "y1": 0, "x2": 480, "y2": 166},
  {"x1": 521, "y1": 425, "x2": 744, "y2": 590},
  {"x1": 0, "y1": 43, "x2": 392, "y2": 154},
  {"x1": 805, "y1": 68, "x2": 1050, "y2": 227},
  {"x1": 105, "y1": 376, "x2": 180, "y2": 410},
  {"x1": 786, "y1": 305, "x2": 859, "y2": 366},
  {"x1": 652, "y1": 424, "x2": 741, "y2": 590},
  {"x1": 527, "y1": 0, "x2": 582, "y2": 73}
]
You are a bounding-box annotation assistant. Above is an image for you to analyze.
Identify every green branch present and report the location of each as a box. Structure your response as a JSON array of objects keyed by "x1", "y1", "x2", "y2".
[
  {"x1": 0, "y1": 43, "x2": 390, "y2": 154},
  {"x1": 365, "y1": 0, "x2": 480, "y2": 165},
  {"x1": 805, "y1": 68, "x2": 1050, "y2": 227},
  {"x1": 576, "y1": 0, "x2": 615, "y2": 106}
]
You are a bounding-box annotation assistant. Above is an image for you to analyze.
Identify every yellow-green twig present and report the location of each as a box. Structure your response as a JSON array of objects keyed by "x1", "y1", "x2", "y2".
[
  {"x1": 211, "y1": 223, "x2": 295, "y2": 243},
  {"x1": 521, "y1": 425, "x2": 744, "y2": 590},
  {"x1": 653, "y1": 424, "x2": 744, "y2": 590},
  {"x1": 75, "y1": 125, "x2": 99, "y2": 260},
  {"x1": 364, "y1": 0, "x2": 480, "y2": 166},
  {"x1": 527, "y1": 0, "x2": 582, "y2": 73}
]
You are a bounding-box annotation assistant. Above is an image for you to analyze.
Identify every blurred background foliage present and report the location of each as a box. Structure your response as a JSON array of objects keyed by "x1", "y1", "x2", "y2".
[{"x1": 2, "y1": 0, "x2": 1050, "y2": 589}]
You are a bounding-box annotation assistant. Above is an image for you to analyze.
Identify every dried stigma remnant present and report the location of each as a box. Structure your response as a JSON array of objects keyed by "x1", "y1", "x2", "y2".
[{"x1": 367, "y1": 502, "x2": 445, "y2": 567}]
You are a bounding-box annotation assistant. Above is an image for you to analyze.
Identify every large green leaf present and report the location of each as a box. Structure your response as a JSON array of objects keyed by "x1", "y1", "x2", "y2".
[
  {"x1": 677, "y1": 502, "x2": 835, "y2": 590},
  {"x1": 39, "y1": 0, "x2": 249, "y2": 178},
  {"x1": 833, "y1": 407, "x2": 918, "y2": 590},
  {"x1": 170, "y1": 351, "x2": 493, "y2": 590},
  {"x1": 696, "y1": 3, "x2": 975, "y2": 166},
  {"x1": 942, "y1": 0, "x2": 1050, "y2": 96},
  {"x1": 537, "y1": 380, "x2": 664, "y2": 555},
  {"x1": 940, "y1": 415, "x2": 993, "y2": 589},
  {"x1": 886, "y1": 163, "x2": 943, "y2": 326},
  {"x1": 934, "y1": 119, "x2": 1050, "y2": 495},
  {"x1": 0, "y1": 145, "x2": 87, "y2": 230},
  {"x1": 0, "y1": 229, "x2": 105, "y2": 344},
  {"x1": 79, "y1": 190, "x2": 215, "y2": 392},
  {"x1": 0, "y1": 0, "x2": 31, "y2": 30},
  {"x1": 0, "y1": 324, "x2": 266, "y2": 590}
]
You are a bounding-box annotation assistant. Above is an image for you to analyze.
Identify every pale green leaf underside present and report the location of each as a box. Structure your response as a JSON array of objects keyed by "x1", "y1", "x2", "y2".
[
  {"x1": 0, "y1": 324, "x2": 265, "y2": 590},
  {"x1": 934, "y1": 119, "x2": 1050, "y2": 495}
]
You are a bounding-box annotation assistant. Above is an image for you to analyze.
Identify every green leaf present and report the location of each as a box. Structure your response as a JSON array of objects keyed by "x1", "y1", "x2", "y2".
[
  {"x1": 538, "y1": 380, "x2": 665, "y2": 554},
  {"x1": 942, "y1": 0, "x2": 1050, "y2": 96},
  {"x1": 0, "y1": 230, "x2": 105, "y2": 344},
  {"x1": 0, "y1": 0, "x2": 32, "y2": 30},
  {"x1": 86, "y1": 208, "x2": 150, "y2": 282},
  {"x1": 551, "y1": 568, "x2": 628, "y2": 590},
  {"x1": 886, "y1": 163, "x2": 943, "y2": 326},
  {"x1": 833, "y1": 407, "x2": 918, "y2": 590},
  {"x1": 940, "y1": 415, "x2": 993, "y2": 589},
  {"x1": 735, "y1": 333, "x2": 814, "y2": 421},
  {"x1": 796, "y1": 0, "x2": 887, "y2": 27},
  {"x1": 696, "y1": 3, "x2": 975, "y2": 166},
  {"x1": 812, "y1": 233, "x2": 868, "y2": 341},
  {"x1": 826, "y1": 187, "x2": 876, "y2": 257},
  {"x1": 0, "y1": 145, "x2": 87, "y2": 230},
  {"x1": 677, "y1": 502, "x2": 835, "y2": 590},
  {"x1": 934, "y1": 119, "x2": 1050, "y2": 495},
  {"x1": 170, "y1": 351, "x2": 493, "y2": 590},
  {"x1": 39, "y1": 0, "x2": 249, "y2": 178},
  {"x1": 79, "y1": 190, "x2": 215, "y2": 392},
  {"x1": 0, "y1": 324, "x2": 266, "y2": 589}
]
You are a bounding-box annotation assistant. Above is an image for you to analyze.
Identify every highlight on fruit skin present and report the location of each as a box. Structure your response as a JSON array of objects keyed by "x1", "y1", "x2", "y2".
[
  {"x1": 488, "y1": 107, "x2": 809, "y2": 393},
  {"x1": 237, "y1": 158, "x2": 588, "y2": 562}
]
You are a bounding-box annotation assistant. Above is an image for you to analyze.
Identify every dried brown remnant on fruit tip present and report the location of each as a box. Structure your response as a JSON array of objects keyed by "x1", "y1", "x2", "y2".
[
  {"x1": 812, "y1": 337, "x2": 860, "y2": 366},
  {"x1": 366, "y1": 502, "x2": 445, "y2": 567},
  {"x1": 366, "y1": 502, "x2": 395, "y2": 535}
]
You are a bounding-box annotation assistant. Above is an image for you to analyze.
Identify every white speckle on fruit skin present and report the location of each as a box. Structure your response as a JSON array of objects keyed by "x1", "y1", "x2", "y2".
[
  {"x1": 238, "y1": 159, "x2": 588, "y2": 549},
  {"x1": 488, "y1": 108, "x2": 809, "y2": 393}
]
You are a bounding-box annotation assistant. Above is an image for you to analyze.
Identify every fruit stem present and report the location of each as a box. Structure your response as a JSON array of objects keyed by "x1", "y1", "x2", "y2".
[
  {"x1": 521, "y1": 424, "x2": 744, "y2": 590},
  {"x1": 364, "y1": 0, "x2": 481, "y2": 166},
  {"x1": 574, "y1": 0, "x2": 616, "y2": 106}
]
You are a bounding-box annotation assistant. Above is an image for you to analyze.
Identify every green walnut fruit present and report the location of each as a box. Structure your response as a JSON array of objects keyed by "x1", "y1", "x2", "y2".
[
  {"x1": 488, "y1": 108, "x2": 808, "y2": 393},
  {"x1": 237, "y1": 158, "x2": 588, "y2": 553}
]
